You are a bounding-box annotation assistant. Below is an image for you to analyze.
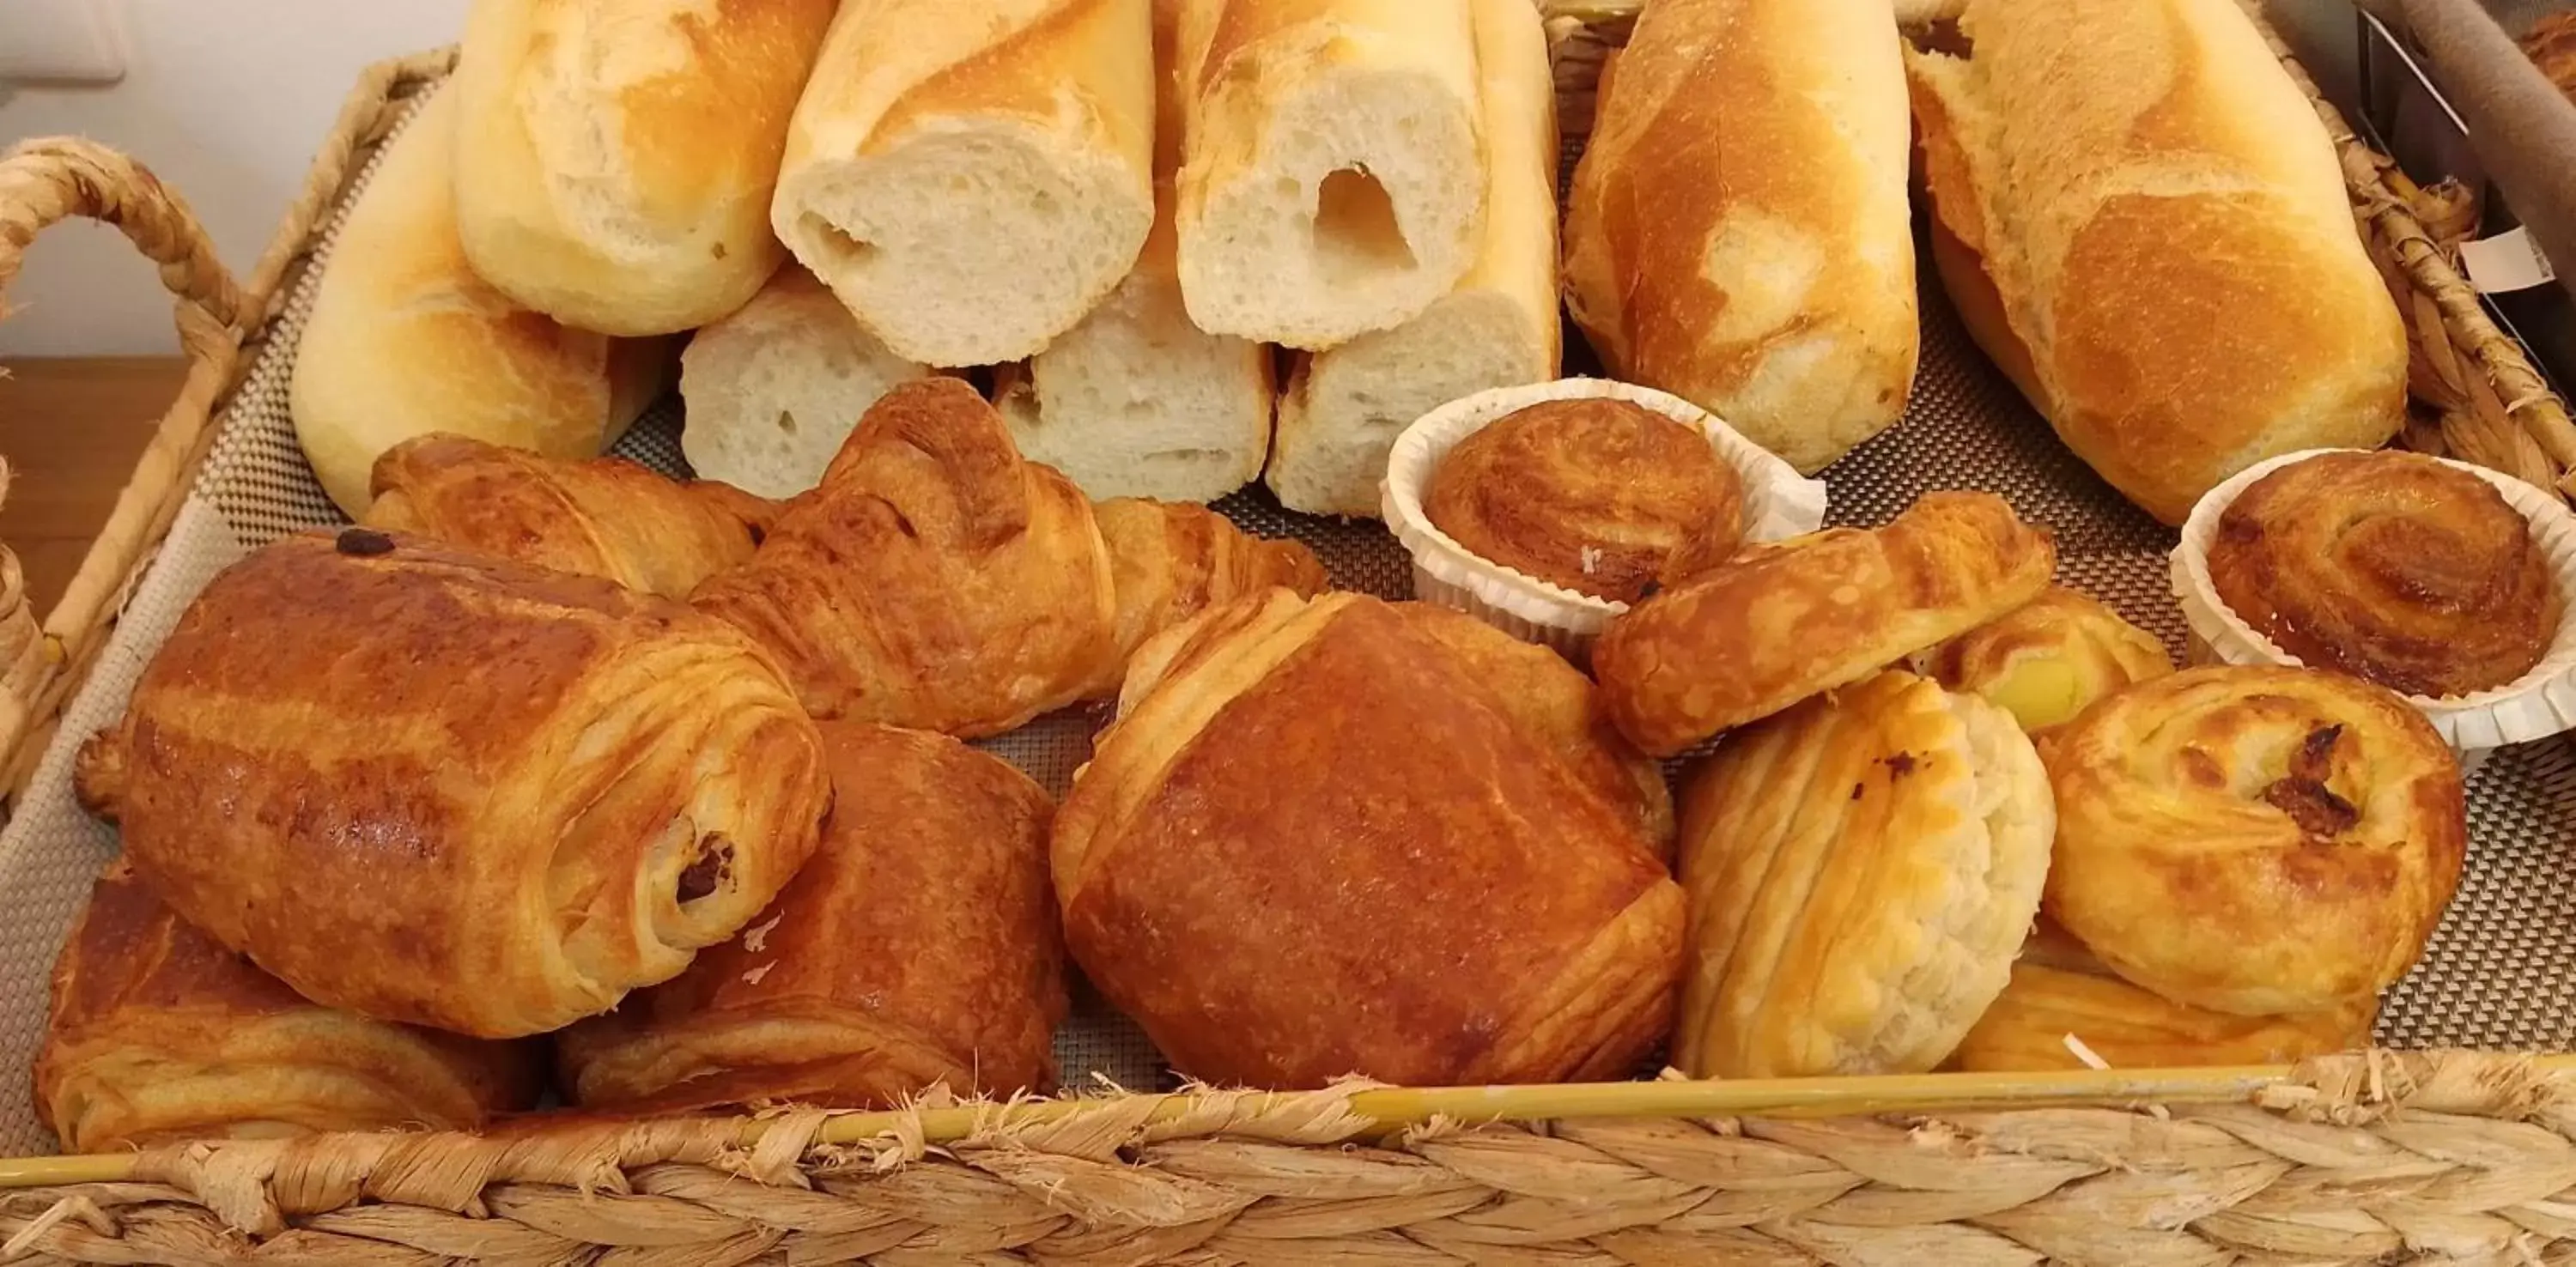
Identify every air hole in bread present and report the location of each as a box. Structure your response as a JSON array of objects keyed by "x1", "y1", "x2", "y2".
[
  {"x1": 1313, "y1": 167, "x2": 1416, "y2": 282},
  {"x1": 796, "y1": 214, "x2": 878, "y2": 271},
  {"x1": 1145, "y1": 446, "x2": 1230, "y2": 465},
  {"x1": 774, "y1": 409, "x2": 799, "y2": 438}
]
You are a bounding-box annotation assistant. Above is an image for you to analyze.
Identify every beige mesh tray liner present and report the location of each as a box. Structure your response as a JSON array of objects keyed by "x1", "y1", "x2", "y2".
[{"x1": 3, "y1": 92, "x2": 2573, "y2": 1159}]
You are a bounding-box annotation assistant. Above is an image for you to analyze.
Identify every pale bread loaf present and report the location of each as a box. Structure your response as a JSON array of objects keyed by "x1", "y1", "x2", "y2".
[
  {"x1": 1906, "y1": 0, "x2": 2409, "y2": 524},
  {"x1": 996, "y1": 0, "x2": 1273, "y2": 503},
  {"x1": 452, "y1": 0, "x2": 838, "y2": 336},
  {"x1": 291, "y1": 86, "x2": 671, "y2": 518},
  {"x1": 770, "y1": 0, "x2": 1157, "y2": 368},
  {"x1": 1564, "y1": 0, "x2": 1918, "y2": 475},
  {"x1": 1262, "y1": 0, "x2": 1559, "y2": 518},
  {"x1": 679, "y1": 266, "x2": 932, "y2": 500},
  {"x1": 1172, "y1": 0, "x2": 1486, "y2": 350}
]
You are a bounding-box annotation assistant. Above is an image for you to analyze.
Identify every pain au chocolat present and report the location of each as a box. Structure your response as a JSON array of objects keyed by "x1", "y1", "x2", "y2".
[{"x1": 1054, "y1": 589, "x2": 1683, "y2": 1088}]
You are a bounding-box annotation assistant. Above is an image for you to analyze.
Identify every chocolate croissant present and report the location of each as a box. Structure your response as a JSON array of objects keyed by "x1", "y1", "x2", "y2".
[
  {"x1": 36, "y1": 860, "x2": 541, "y2": 1152},
  {"x1": 560, "y1": 723, "x2": 1065, "y2": 1112},
  {"x1": 89, "y1": 529, "x2": 830, "y2": 1038},
  {"x1": 1088, "y1": 497, "x2": 1330, "y2": 698},
  {"x1": 364, "y1": 432, "x2": 775, "y2": 599},
  {"x1": 690, "y1": 378, "x2": 1121, "y2": 737}
]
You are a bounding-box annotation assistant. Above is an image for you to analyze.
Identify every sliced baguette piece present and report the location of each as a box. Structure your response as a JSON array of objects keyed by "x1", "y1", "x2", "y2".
[
  {"x1": 1172, "y1": 0, "x2": 1486, "y2": 350},
  {"x1": 999, "y1": 0, "x2": 1273, "y2": 503},
  {"x1": 680, "y1": 265, "x2": 933, "y2": 500},
  {"x1": 1263, "y1": 0, "x2": 1559, "y2": 518},
  {"x1": 770, "y1": 0, "x2": 1157, "y2": 368}
]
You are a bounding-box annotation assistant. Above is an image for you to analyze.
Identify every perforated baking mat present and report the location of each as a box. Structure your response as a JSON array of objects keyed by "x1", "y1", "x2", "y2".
[{"x1": 0, "y1": 88, "x2": 2569, "y2": 1160}]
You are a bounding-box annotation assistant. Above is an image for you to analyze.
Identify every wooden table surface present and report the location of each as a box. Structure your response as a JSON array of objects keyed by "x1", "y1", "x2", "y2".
[{"x1": 0, "y1": 357, "x2": 185, "y2": 619}]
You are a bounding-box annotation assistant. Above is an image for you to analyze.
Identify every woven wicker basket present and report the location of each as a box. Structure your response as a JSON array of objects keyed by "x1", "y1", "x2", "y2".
[{"x1": 3, "y1": 5, "x2": 2576, "y2": 1264}]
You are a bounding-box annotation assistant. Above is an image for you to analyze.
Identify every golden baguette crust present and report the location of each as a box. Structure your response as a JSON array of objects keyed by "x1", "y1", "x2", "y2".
[
  {"x1": 1674, "y1": 671, "x2": 2053, "y2": 1077},
  {"x1": 36, "y1": 861, "x2": 541, "y2": 1152},
  {"x1": 559, "y1": 724, "x2": 1065, "y2": 1112},
  {"x1": 1089, "y1": 498, "x2": 1330, "y2": 697},
  {"x1": 365, "y1": 433, "x2": 775, "y2": 600},
  {"x1": 1564, "y1": 0, "x2": 1918, "y2": 474},
  {"x1": 1055, "y1": 591, "x2": 1681, "y2": 1088},
  {"x1": 2040, "y1": 665, "x2": 2465, "y2": 1015},
  {"x1": 453, "y1": 0, "x2": 839, "y2": 335},
  {"x1": 1595, "y1": 490, "x2": 2057, "y2": 756},
  {"x1": 1905, "y1": 0, "x2": 2408, "y2": 524},
  {"x1": 109, "y1": 531, "x2": 830, "y2": 1038},
  {"x1": 1950, "y1": 961, "x2": 2372, "y2": 1073},
  {"x1": 1920, "y1": 585, "x2": 2173, "y2": 732}
]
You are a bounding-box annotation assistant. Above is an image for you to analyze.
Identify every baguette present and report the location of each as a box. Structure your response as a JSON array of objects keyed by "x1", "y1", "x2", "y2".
[
  {"x1": 998, "y1": 0, "x2": 1273, "y2": 503},
  {"x1": 1172, "y1": 0, "x2": 1486, "y2": 349},
  {"x1": 1263, "y1": 0, "x2": 1559, "y2": 518},
  {"x1": 291, "y1": 86, "x2": 671, "y2": 518},
  {"x1": 1906, "y1": 0, "x2": 2409, "y2": 524},
  {"x1": 1563, "y1": 0, "x2": 1918, "y2": 475},
  {"x1": 452, "y1": 0, "x2": 838, "y2": 336},
  {"x1": 770, "y1": 0, "x2": 1157, "y2": 367},
  {"x1": 680, "y1": 265, "x2": 932, "y2": 500}
]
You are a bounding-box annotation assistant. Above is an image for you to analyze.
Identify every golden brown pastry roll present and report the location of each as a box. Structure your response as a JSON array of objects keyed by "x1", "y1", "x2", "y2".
[
  {"x1": 1673, "y1": 670, "x2": 2052, "y2": 1078},
  {"x1": 1055, "y1": 590, "x2": 1683, "y2": 1089},
  {"x1": 92, "y1": 530, "x2": 830, "y2": 1038},
  {"x1": 2207, "y1": 451, "x2": 2559, "y2": 698},
  {"x1": 1423, "y1": 398, "x2": 1746, "y2": 601},
  {"x1": 1950, "y1": 949, "x2": 2373, "y2": 1073},
  {"x1": 364, "y1": 432, "x2": 775, "y2": 599},
  {"x1": 560, "y1": 723, "x2": 1064, "y2": 1112},
  {"x1": 1594, "y1": 490, "x2": 2056, "y2": 755},
  {"x1": 2041, "y1": 664, "x2": 2466, "y2": 1016},
  {"x1": 36, "y1": 860, "x2": 540, "y2": 1152},
  {"x1": 690, "y1": 378, "x2": 1121, "y2": 737},
  {"x1": 1921, "y1": 585, "x2": 2172, "y2": 731},
  {"x1": 1089, "y1": 497, "x2": 1331, "y2": 697}
]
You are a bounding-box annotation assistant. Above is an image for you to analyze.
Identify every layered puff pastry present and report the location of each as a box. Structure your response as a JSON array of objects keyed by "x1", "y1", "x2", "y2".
[
  {"x1": 85, "y1": 530, "x2": 830, "y2": 1038},
  {"x1": 364, "y1": 432, "x2": 775, "y2": 599},
  {"x1": 2041, "y1": 664, "x2": 2466, "y2": 1015},
  {"x1": 690, "y1": 378, "x2": 1121, "y2": 737},
  {"x1": 1055, "y1": 590, "x2": 1684, "y2": 1088},
  {"x1": 1423, "y1": 397, "x2": 1745, "y2": 602},
  {"x1": 561, "y1": 724, "x2": 1064, "y2": 1112},
  {"x1": 1595, "y1": 490, "x2": 2056, "y2": 755},
  {"x1": 1920, "y1": 585, "x2": 2172, "y2": 732},
  {"x1": 1089, "y1": 498, "x2": 1331, "y2": 697},
  {"x1": 1673, "y1": 670, "x2": 2053, "y2": 1078},
  {"x1": 2208, "y1": 451, "x2": 2560, "y2": 698},
  {"x1": 36, "y1": 860, "x2": 541, "y2": 1152},
  {"x1": 1951, "y1": 941, "x2": 2373, "y2": 1073}
]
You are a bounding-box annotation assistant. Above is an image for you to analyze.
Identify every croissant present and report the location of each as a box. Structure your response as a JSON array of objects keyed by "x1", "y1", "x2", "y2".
[
  {"x1": 561, "y1": 723, "x2": 1065, "y2": 1112},
  {"x1": 36, "y1": 860, "x2": 541, "y2": 1152},
  {"x1": 363, "y1": 432, "x2": 775, "y2": 599},
  {"x1": 91, "y1": 529, "x2": 830, "y2": 1038},
  {"x1": 1088, "y1": 497, "x2": 1330, "y2": 697},
  {"x1": 691, "y1": 378, "x2": 1120, "y2": 737}
]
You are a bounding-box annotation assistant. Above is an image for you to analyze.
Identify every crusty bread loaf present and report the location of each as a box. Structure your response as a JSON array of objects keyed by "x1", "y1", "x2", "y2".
[
  {"x1": 1173, "y1": 0, "x2": 1487, "y2": 350},
  {"x1": 997, "y1": 0, "x2": 1272, "y2": 503},
  {"x1": 1261, "y1": 0, "x2": 1559, "y2": 518},
  {"x1": 1907, "y1": 0, "x2": 2409, "y2": 524},
  {"x1": 291, "y1": 85, "x2": 672, "y2": 518},
  {"x1": 1563, "y1": 0, "x2": 1917, "y2": 476},
  {"x1": 771, "y1": 0, "x2": 1157, "y2": 367},
  {"x1": 680, "y1": 265, "x2": 931, "y2": 500},
  {"x1": 452, "y1": 0, "x2": 838, "y2": 336}
]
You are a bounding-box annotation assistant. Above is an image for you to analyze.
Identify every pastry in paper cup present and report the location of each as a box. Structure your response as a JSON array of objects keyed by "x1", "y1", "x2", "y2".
[
  {"x1": 1382, "y1": 378, "x2": 1829, "y2": 658},
  {"x1": 2171, "y1": 446, "x2": 2576, "y2": 758}
]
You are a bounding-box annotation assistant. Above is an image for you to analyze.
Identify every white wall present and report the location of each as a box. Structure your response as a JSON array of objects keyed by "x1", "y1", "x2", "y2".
[{"x1": 0, "y1": 0, "x2": 468, "y2": 356}]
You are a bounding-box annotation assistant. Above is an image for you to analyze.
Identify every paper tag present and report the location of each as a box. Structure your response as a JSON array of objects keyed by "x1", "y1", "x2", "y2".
[{"x1": 2459, "y1": 227, "x2": 2560, "y2": 294}]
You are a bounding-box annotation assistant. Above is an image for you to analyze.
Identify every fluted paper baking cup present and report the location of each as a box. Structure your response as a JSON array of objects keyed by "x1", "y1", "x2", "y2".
[
  {"x1": 2171, "y1": 447, "x2": 2576, "y2": 754},
  {"x1": 1382, "y1": 378, "x2": 1830, "y2": 658}
]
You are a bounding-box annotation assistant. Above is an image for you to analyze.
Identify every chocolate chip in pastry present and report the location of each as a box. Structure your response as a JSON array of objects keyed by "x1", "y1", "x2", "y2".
[
  {"x1": 1595, "y1": 489, "x2": 2056, "y2": 755},
  {"x1": 2207, "y1": 450, "x2": 2560, "y2": 698},
  {"x1": 1921, "y1": 585, "x2": 2172, "y2": 731},
  {"x1": 2039, "y1": 664, "x2": 2466, "y2": 1015},
  {"x1": 1423, "y1": 397, "x2": 1745, "y2": 601},
  {"x1": 1674, "y1": 670, "x2": 2053, "y2": 1078}
]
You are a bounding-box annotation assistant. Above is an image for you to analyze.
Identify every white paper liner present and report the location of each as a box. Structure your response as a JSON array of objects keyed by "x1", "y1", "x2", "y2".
[
  {"x1": 1382, "y1": 378, "x2": 1830, "y2": 658},
  {"x1": 2170, "y1": 447, "x2": 2576, "y2": 755}
]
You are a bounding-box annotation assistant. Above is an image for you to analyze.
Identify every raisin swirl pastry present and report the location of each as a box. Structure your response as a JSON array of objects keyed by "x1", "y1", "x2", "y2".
[
  {"x1": 2207, "y1": 450, "x2": 2559, "y2": 698},
  {"x1": 2039, "y1": 665, "x2": 2465, "y2": 1016}
]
